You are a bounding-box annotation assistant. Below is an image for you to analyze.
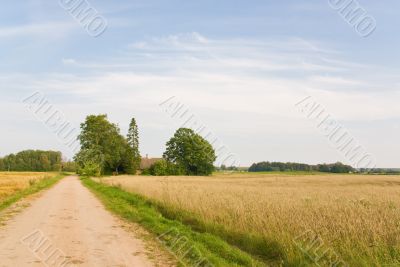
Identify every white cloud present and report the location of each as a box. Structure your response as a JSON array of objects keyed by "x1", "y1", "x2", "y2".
[
  {"x1": 4, "y1": 33, "x2": 400, "y2": 122},
  {"x1": 1, "y1": 33, "x2": 399, "y2": 166}
]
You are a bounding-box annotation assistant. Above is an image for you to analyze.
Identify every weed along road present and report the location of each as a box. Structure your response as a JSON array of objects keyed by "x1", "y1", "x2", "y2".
[{"x1": 0, "y1": 176, "x2": 155, "y2": 267}]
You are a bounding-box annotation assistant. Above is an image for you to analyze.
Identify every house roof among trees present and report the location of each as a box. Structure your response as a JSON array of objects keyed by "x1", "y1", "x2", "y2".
[{"x1": 140, "y1": 157, "x2": 162, "y2": 169}]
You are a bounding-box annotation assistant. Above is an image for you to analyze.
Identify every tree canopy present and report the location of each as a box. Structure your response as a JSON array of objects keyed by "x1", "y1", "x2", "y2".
[
  {"x1": 0, "y1": 150, "x2": 62, "y2": 172},
  {"x1": 163, "y1": 128, "x2": 216, "y2": 176},
  {"x1": 74, "y1": 114, "x2": 140, "y2": 176}
]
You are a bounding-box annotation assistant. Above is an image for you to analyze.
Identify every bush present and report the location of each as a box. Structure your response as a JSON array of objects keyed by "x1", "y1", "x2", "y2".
[
  {"x1": 148, "y1": 160, "x2": 185, "y2": 176},
  {"x1": 149, "y1": 160, "x2": 169, "y2": 176},
  {"x1": 79, "y1": 162, "x2": 102, "y2": 177},
  {"x1": 141, "y1": 168, "x2": 151, "y2": 176}
]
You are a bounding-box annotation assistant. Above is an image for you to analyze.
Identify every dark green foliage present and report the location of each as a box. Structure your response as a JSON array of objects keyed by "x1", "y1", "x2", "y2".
[
  {"x1": 0, "y1": 150, "x2": 62, "y2": 172},
  {"x1": 148, "y1": 159, "x2": 185, "y2": 176},
  {"x1": 219, "y1": 165, "x2": 239, "y2": 171},
  {"x1": 62, "y1": 161, "x2": 77, "y2": 172},
  {"x1": 127, "y1": 118, "x2": 141, "y2": 173},
  {"x1": 163, "y1": 128, "x2": 216, "y2": 176},
  {"x1": 321, "y1": 162, "x2": 354, "y2": 173},
  {"x1": 74, "y1": 115, "x2": 138, "y2": 176},
  {"x1": 248, "y1": 161, "x2": 354, "y2": 173},
  {"x1": 360, "y1": 168, "x2": 400, "y2": 174},
  {"x1": 141, "y1": 168, "x2": 151, "y2": 176}
]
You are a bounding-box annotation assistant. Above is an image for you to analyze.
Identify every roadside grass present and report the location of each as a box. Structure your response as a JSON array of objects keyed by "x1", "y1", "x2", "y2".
[
  {"x1": 151, "y1": 202, "x2": 293, "y2": 266},
  {"x1": 82, "y1": 177, "x2": 267, "y2": 267},
  {"x1": 0, "y1": 172, "x2": 66, "y2": 212}
]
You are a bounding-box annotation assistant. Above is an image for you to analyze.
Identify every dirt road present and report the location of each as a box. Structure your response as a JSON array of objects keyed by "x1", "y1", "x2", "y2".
[{"x1": 0, "y1": 176, "x2": 156, "y2": 267}]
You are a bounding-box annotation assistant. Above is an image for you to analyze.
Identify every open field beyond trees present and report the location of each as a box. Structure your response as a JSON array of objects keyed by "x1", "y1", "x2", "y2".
[{"x1": 99, "y1": 172, "x2": 400, "y2": 266}]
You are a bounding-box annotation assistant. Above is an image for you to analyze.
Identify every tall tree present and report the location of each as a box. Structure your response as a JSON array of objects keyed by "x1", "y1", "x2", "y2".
[
  {"x1": 75, "y1": 114, "x2": 136, "y2": 175},
  {"x1": 127, "y1": 118, "x2": 141, "y2": 173},
  {"x1": 163, "y1": 128, "x2": 216, "y2": 176}
]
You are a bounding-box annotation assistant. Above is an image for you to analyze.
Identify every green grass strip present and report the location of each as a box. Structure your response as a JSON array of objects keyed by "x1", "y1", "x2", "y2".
[
  {"x1": 0, "y1": 173, "x2": 66, "y2": 212},
  {"x1": 82, "y1": 177, "x2": 266, "y2": 267}
]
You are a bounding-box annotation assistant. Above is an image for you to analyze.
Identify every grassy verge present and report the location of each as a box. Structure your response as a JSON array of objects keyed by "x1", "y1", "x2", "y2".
[
  {"x1": 149, "y1": 202, "x2": 289, "y2": 265},
  {"x1": 82, "y1": 177, "x2": 266, "y2": 267},
  {"x1": 0, "y1": 173, "x2": 66, "y2": 212}
]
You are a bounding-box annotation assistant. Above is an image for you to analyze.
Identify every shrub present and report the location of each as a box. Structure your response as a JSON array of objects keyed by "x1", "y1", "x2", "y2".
[
  {"x1": 148, "y1": 160, "x2": 185, "y2": 176},
  {"x1": 79, "y1": 162, "x2": 102, "y2": 177},
  {"x1": 141, "y1": 168, "x2": 151, "y2": 176}
]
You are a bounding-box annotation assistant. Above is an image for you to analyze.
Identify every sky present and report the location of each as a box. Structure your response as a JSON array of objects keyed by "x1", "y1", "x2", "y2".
[{"x1": 0, "y1": 0, "x2": 399, "y2": 167}]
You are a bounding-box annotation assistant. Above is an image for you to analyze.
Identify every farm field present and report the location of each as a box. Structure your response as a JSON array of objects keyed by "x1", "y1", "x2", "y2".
[
  {"x1": 100, "y1": 173, "x2": 400, "y2": 266},
  {"x1": 0, "y1": 172, "x2": 56, "y2": 203}
]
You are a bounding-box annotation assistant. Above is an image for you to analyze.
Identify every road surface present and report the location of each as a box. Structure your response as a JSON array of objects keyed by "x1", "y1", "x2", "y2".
[{"x1": 0, "y1": 176, "x2": 157, "y2": 267}]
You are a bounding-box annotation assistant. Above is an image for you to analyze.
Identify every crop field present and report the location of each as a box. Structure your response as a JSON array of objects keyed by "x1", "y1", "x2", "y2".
[
  {"x1": 100, "y1": 173, "x2": 400, "y2": 266},
  {"x1": 0, "y1": 172, "x2": 55, "y2": 203}
]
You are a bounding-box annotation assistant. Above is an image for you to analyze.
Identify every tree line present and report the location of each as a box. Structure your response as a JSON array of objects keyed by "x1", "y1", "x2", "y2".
[
  {"x1": 2, "y1": 115, "x2": 364, "y2": 176},
  {"x1": 248, "y1": 161, "x2": 355, "y2": 173},
  {"x1": 0, "y1": 150, "x2": 62, "y2": 172}
]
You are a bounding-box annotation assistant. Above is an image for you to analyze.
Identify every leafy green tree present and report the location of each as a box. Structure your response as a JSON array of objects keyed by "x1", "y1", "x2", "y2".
[
  {"x1": 127, "y1": 118, "x2": 141, "y2": 173},
  {"x1": 4, "y1": 154, "x2": 15, "y2": 171},
  {"x1": 74, "y1": 147, "x2": 104, "y2": 176},
  {"x1": 75, "y1": 115, "x2": 136, "y2": 175},
  {"x1": 163, "y1": 128, "x2": 216, "y2": 176},
  {"x1": 40, "y1": 154, "x2": 51, "y2": 171}
]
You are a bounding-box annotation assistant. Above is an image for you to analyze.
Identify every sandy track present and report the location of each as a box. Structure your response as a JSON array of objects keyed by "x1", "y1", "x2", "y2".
[{"x1": 0, "y1": 176, "x2": 155, "y2": 267}]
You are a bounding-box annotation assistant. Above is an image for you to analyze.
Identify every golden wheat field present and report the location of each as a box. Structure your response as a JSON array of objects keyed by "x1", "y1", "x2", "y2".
[
  {"x1": 101, "y1": 173, "x2": 400, "y2": 266},
  {"x1": 0, "y1": 172, "x2": 54, "y2": 202}
]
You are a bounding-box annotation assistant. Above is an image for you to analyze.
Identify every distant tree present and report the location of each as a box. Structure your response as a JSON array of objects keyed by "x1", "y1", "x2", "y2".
[
  {"x1": 163, "y1": 128, "x2": 216, "y2": 176},
  {"x1": 249, "y1": 161, "x2": 354, "y2": 173},
  {"x1": 227, "y1": 166, "x2": 239, "y2": 171},
  {"x1": 40, "y1": 154, "x2": 51, "y2": 171},
  {"x1": 4, "y1": 154, "x2": 15, "y2": 171},
  {"x1": 127, "y1": 118, "x2": 141, "y2": 173},
  {"x1": 62, "y1": 161, "x2": 77, "y2": 172},
  {"x1": 0, "y1": 150, "x2": 62, "y2": 172}
]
